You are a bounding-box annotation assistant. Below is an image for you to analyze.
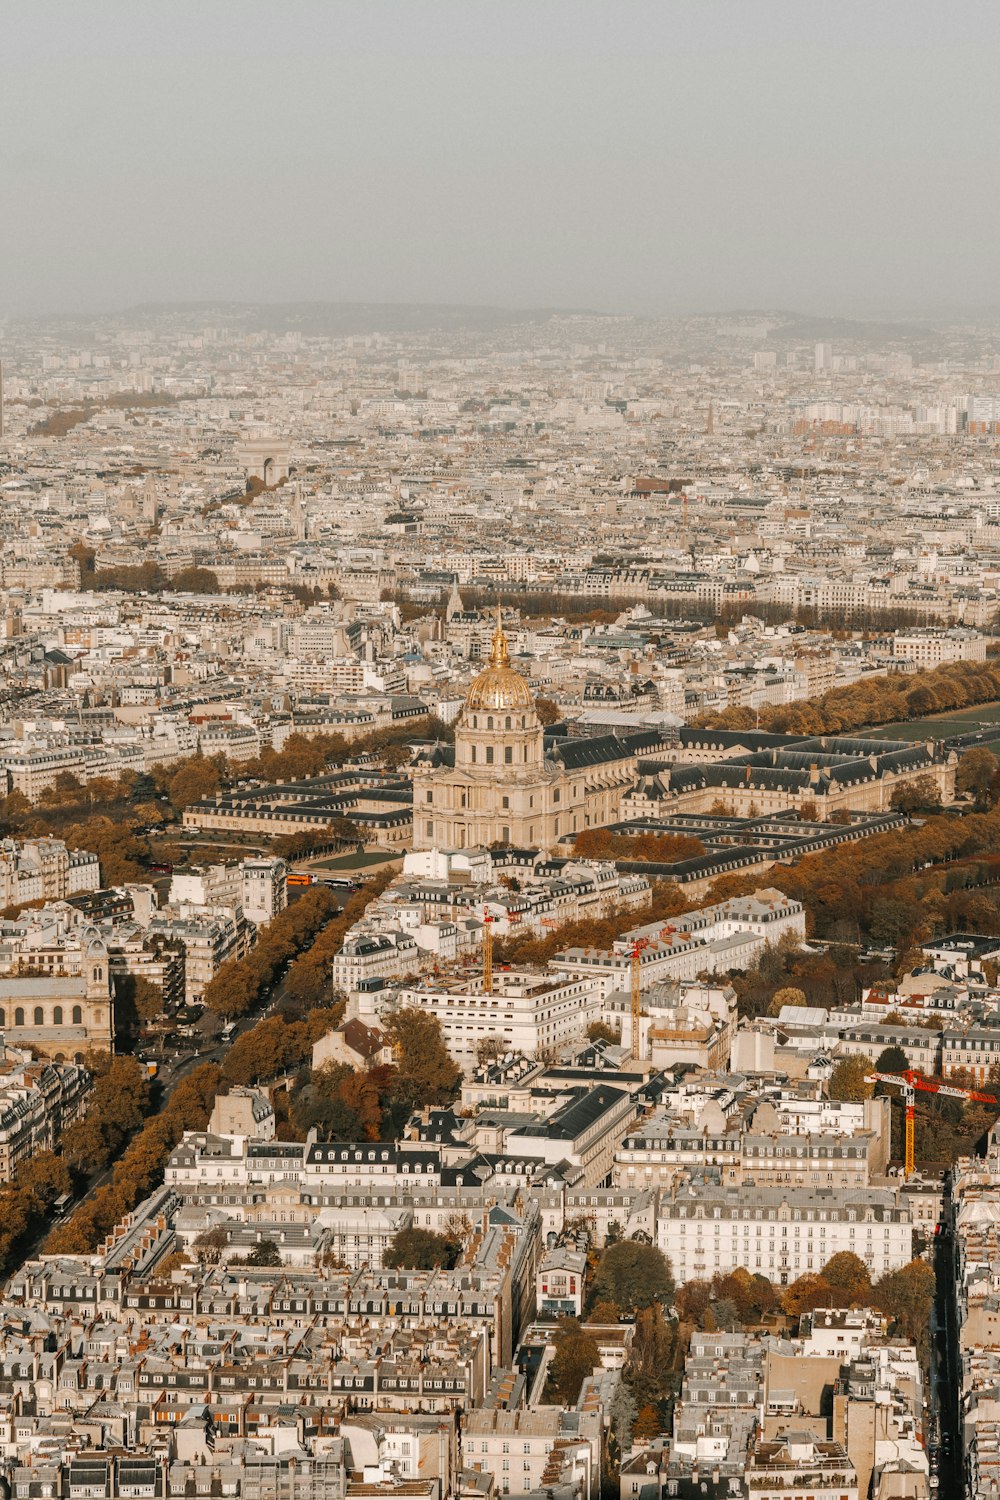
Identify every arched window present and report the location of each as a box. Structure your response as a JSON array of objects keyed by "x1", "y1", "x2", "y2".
[
  {"x1": 487, "y1": 716, "x2": 493, "y2": 730},
  {"x1": 0, "y1": 1009, "x2": 5, "y2": 1028},
  {"x1": 53, "y1": 1006, "x2": 63, "y2": 1025},
  {"x1": 33, "y1": 1007, "x2": 44, "y2": 1027},
  {"x1": 72, "y1": 1006, "x2": 82, "y2": 1026},
  {"x1": 14, "y1": 1009, "x2": 24, "y2": 1027},
  {"x1": 505, "y1": 716, "x2": 511, "y2": 730}
]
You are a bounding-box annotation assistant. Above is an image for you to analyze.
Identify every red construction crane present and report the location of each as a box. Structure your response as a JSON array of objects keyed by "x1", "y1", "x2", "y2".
[{"x1": 865, "y1": 1069, "x2": 999, "y2": 1177}]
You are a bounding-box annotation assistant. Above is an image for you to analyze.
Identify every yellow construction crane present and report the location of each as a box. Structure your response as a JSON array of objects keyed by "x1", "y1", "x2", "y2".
[
  {"x1": 630, "y1": 938, "x2": 649, "y2": 1060},
  {"x1": 865, "y1": 1069, "x2": 999, "y2": 1178},
  {"x1": 482, "y1": 913, "x2": 495, "y2": 995}
]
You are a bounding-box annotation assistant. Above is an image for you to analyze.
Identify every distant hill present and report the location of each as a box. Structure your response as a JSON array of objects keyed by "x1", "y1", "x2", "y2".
[
  {"x1": 712, "y1": 309, "x2": 935, "y2": 342},
  {"x1": 114, "y1": 300, "x2": 603, "y2": 335}
]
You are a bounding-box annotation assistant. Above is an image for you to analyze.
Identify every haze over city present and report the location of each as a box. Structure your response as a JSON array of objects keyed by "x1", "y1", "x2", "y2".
[{"x1": 5, "y1": 0, "x2": 1000, "y2": 320}]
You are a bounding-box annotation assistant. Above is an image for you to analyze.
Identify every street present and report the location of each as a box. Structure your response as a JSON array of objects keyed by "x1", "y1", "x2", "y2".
[{"x1": 933, "y1": 1223, "x2": 961, "y2": 1495}]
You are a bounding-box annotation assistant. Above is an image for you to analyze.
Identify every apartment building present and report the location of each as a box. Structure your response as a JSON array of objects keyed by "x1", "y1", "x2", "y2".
[{"x1": 657, "y1": 1186, "x2": 911, "y2": 1286}]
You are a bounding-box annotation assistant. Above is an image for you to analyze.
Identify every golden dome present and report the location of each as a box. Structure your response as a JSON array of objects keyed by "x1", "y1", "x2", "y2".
[{"x1": 465, "y1": 614, "x2": 534, "y2": 712}]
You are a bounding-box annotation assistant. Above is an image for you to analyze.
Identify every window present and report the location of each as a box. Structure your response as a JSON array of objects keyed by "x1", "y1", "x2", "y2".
[
  {"x1": 53, "y1": 1007, "x2": 63, "y2": 1025},
  {"x1": 14, "y1": 1009, "x2": 24, "y2": 1027},
  {"x1": 504, "y1": 746, "x2": 513, "y2": 764},
  {"x1": 425, "y1": 790, "x2": 433, "y2": 803},
  {"x1": 34, "y1": 1007, "x2": 44, "y2": 1026},
  {"x1": 426, "y1": 821, "x2": 433, "y2": 837},
  {"x1": 486, "y1": 746, "x2": 494, "y2": 765},
  {"x1": 72, "y1": 1006, "x2": 82, "y2": 1026}
]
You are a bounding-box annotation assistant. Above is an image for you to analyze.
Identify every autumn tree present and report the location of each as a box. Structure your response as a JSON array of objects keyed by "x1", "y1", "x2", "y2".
[
  {"x1": 828, "y1": 1054, "x2": 874, "y2": 1102},
  {"x1": 957, "y1": 747, "x2": 999, "y2": 807},
  {"x1": 589, "y1": 1241, "x2": 674, "y2": 1313},
  {"x1": 781, "y1": 1273, "x2": 835, "y2": 1319},
  {"x1": 385, "y1": 1008, "x2": 461, "y2": 1113},
  {"x1": 767, "y1": 986, "x2": 808, "y2": 1017},
  {"x1": 193, "y1": 1225, "x2": 230, "y2": 1266},
  {"x1": 872, "y1": 1259, "x2": 935, "y2": 1342},
  {"x1": 15, "y1": 1150, "x2": 71, "y2": 1211},
  {"x1": 890, "y1": 775, "x2": 942, "y2": 815},
  {"x1": 162, "y1": 755, "x2": 224, "y2": 812},
  {"x1": 383, "y1": 1226, "x2": 461, "y2": 1270},
  {"x1": 549, "y1": 1320, "x2": 600, "y2": 1404},
  {"x1": 821, "y1": 1252, "x2": 872, "y2": 1305},
  {"x1": 170, "y1": 567, "x2": 220, "y2": 594},
  {"x1": 632, "y1": 1404, "x2": 662, "y2": 1442}
]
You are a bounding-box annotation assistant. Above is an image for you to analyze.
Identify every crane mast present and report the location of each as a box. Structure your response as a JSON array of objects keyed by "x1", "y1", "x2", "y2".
[
  {"x1": 630, "y1": 938, "x2": 649, "y2": 1061},
  {"x1": 482, "y1": 913, "x2": 495, "y2": 995}
]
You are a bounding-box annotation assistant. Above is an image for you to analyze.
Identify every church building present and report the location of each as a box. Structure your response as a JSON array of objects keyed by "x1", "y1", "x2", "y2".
[{"x1": 411, "y1": 617, "x2": 663, "y2": 851}]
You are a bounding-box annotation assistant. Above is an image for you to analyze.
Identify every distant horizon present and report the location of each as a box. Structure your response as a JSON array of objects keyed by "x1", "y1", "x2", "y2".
[
  {"x1": 7, "y1": 2, "x2": 1000, "y2": 324},
  {"x1": 7, "y1": 294, "x2": 998, "y2": 329}
]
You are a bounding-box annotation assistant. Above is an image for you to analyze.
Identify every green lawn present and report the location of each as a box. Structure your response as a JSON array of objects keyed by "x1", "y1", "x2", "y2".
[{"x1": 866, "y1": 699, "x2": 1000, "y2": 744}]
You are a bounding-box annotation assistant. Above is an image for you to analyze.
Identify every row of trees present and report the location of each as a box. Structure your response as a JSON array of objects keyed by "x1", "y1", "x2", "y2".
[
  {"x1": 675, "y1": 1251, "x2": 934, "y2": 1346},
  {"x1": 494, "y1": 880, "x2": 691, "y2": 967},
  {"x1": 42, "y1": 999, "x2": 462, "y2": 1260},
  {"x1": 275, "y1": 868, "x2": 396, "y2": 1012},
  {"x1": 573, "y1": 827, "x2": 706, "y2": 863},
  {"x1": 69, "y1": 544, "x2": 222, "y2": 596},
  {"x1": 693, "y1": 657, "x2": 1000, "y2": 737},
  {"x1": 41, "y1": 865, "x2": 401, "y2": 1259},
  {"x1": 707, "y1": 800, "x2": 1000, "y2": 950},
  {"x1": 201, "y1": 884, "x2": 342, "y2": 1018}
]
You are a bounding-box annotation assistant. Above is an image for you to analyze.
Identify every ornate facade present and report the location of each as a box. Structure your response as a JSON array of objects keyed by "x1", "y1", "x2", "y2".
[
  {"x1": 0, "y1": 929, "x2": 114, "y2": 1063},
  {"x1": 412, "y1": 619, "x2": 650, "y2": 851}
]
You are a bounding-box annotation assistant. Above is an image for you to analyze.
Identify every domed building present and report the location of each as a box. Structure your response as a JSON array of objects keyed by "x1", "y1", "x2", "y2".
[{"x1": 412, "y1": 617, "x2": 659, "y2": 851}]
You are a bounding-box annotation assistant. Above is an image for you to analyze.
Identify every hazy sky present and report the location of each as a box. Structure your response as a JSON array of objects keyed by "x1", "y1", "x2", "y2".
[{"x1": 4, "y1": 0, "x2": 1000, "y2": 320}]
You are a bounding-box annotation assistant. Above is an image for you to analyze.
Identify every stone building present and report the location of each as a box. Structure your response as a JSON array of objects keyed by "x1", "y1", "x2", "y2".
[
  {"x1": 0, "y1": 927, "x2": 114, "y2": 1062},
  {"x1": 412, "y1": 616, "x2": 658, "y2": 851}
]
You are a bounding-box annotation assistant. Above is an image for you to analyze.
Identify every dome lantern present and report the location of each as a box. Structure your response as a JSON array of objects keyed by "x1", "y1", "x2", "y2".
[{"x1": 465, "y1": 610, "x2": 534, "y2": 713}]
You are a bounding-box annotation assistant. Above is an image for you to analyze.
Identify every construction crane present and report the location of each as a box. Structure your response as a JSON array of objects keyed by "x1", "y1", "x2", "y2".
[
  {"x1": 482, "y1": 913, "x2": 495, "y2": 996},
  {"x1": 630, "y1": 938, "x2": 650, "y2": 1061},
  {"x1": 865, "y1": 1069, "x2": 999, "y2": 1178}
]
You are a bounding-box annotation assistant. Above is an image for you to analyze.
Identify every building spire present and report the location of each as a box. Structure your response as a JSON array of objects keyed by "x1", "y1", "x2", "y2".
[{"x1": 490, "y1": 605, "x2": 510, "y2": 668}]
